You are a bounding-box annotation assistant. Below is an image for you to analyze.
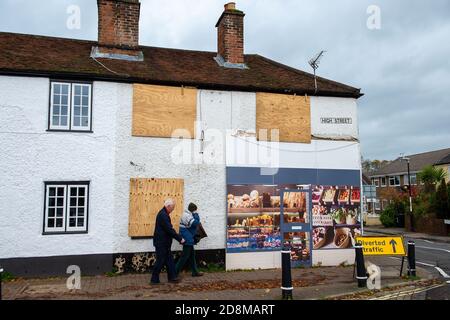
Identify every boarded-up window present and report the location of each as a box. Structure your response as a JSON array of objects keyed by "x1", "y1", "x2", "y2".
[
  {"x1": 132, "y1": 84, "x2": 197, "y2": 139},
  {"x1": 256, "y1": 92, "x2": 311, "y2": 143},
  {"x1": 128, "y1": 178, "x2": 184, "y2": 238}
]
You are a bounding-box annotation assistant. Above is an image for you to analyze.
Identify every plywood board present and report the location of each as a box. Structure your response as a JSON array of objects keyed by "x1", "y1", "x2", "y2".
[
  {"x1": 128, "y1": 178, "x2": 184, "y2": 238},
  {"x1": 132, "y1": 84, "x2": 197, "y2": 139},
  {"x1": 256, "y1": 92, "x2": 311, "y2": 143}
]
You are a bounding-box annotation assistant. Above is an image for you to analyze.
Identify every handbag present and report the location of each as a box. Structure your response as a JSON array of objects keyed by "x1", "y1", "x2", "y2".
[{"x1": 194, "y1": 223, "x2": 208, "y2": 244}]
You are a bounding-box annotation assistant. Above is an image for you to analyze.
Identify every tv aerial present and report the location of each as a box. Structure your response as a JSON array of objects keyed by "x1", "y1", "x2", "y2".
[{"x1": 308, "y1": 50, "x2": 326, "y2": 94}]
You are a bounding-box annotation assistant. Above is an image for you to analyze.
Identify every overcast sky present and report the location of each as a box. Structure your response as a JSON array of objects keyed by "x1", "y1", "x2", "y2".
[{"x1": 1, "y1": 0, "x2": 449, "y2": 161}]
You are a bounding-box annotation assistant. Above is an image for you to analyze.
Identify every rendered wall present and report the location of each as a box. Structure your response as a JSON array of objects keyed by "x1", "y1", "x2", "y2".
[
  {"x1": 0, "y1": 76, "x2": 117, "y2": 259},
  {"x1": 310, "y1": 96, "x2": 359, "y2": 140},
  {"x1": 112, "y1": 89, "x2": 242, "y2": 254},
  {"x1": 0, "y1": 76, "x2": 361, "y2": 271}
]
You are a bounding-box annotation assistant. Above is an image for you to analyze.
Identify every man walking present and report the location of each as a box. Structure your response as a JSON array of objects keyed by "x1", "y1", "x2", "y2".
[{"x1": 151, "y1": 198, "x2": 185, "y2": 285}]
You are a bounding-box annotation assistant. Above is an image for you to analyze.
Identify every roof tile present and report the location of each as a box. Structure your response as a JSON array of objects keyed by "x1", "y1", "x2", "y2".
[{"x1": 0, "y1": 32, "x2": 362, "y2": 98}]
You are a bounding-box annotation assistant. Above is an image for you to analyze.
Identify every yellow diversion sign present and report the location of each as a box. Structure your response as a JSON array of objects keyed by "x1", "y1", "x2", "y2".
[{"x1": 355, "y1": 236, "x2": 406, "y2": 256}]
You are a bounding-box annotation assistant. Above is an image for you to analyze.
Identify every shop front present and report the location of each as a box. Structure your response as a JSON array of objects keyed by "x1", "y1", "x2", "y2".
[{"x1": 225, "y1": 167, "x2": 361, "y2": 270}]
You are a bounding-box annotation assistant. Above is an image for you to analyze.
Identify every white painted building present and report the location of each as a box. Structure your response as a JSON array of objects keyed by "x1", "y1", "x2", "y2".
[{"x1": 0, "y1": 1, "x2": 363, "y2": 276}]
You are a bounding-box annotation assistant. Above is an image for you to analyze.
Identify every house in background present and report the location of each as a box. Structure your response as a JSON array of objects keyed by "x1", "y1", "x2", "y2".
[
  {"x1": 434, "y1": 155, "x2": 450, "y2": 183},
  {"x1": 0, "y1": 1, "x2": 363, "y2": 276},
  {"x1": 369, "y1": 148, "x2": 450, "y2": 213}
]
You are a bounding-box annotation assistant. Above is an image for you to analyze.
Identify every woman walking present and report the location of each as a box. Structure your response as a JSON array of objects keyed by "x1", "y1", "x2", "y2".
[{"x1": 175, "y1": 203, "x2": 204, "y2": 277}]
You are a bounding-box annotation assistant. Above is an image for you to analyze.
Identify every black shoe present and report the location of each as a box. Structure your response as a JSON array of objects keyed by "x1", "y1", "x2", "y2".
[
  {"x1": 168, "y1": 278, "x2": 181, "y2": 284},
  {"x1": 150, "y1": 281, "x2": 162, "y2": 286},
  {"x1": 192, "y1": 272, "x2": 204, "y2": 277}
]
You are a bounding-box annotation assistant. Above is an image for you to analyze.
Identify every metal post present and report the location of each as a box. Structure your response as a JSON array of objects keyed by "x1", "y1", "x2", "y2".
[
  {"x1": 407, "y1": 161, "x2": 414, "y2": 231},
  {"x1": 281, "y1": 248, "x2": 293, "y2": 300},
  {"x1": 0, "y1": 267, "x2": 3, "y2": 301},
  {"x1": 407, "y1": 241, "x2": 416, "y2": 277},
  {"x1": 400, "y1": 256, "x2": 405, "y2": 277},
  {"x1": 354, "y1": 242, "x2": 367, "y2": 288}
]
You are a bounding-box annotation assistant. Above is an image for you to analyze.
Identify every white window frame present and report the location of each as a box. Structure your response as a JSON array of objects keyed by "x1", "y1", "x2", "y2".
[
  {"x1": 44, "y1": 185, "x2": 67, "y2": 233},
  {"x1": 66, "y1": 185, "x2": 89, "y2": 232},
  {"x1": 389, "y1": 176, "x2": 401, "y2": 187},
  {"x1": 49, "y1": 81, "x2": 92, "y2": 132},
  {"x1": 43, "y1": 182, "x2": 89, "y2": 234},
  {"x1": 372, "y1": 178, "x2": 379, "y2": 187},
  {"x1": 375, "y1": 200, "x2": 381, "y2": 211},
  {"x1": 71, "y1": 84, "x2": 92, "y2": 131},
  {"x1": 49, "y1": 82, "x2": 71, "y2": 130},
  {"x1": 380, "y1": 177, "x2": 387, "y2": 187}
]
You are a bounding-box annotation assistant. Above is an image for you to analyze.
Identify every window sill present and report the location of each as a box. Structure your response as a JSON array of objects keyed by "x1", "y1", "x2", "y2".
[
  {"x1": 46, "y1": 129, "x2": 94, "y2": 133},
  {"x1": 131, "y1": 236, "x2": 154, "y2": 240},
  {"x1": 42, "y1": 231, "x2": 88, "y2": 236}
]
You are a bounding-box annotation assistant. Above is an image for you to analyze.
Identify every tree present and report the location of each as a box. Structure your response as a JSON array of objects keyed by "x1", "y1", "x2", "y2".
[
  {"x1": 435, "y1": 179, "x2": 450, "y2": 219},
  {"x1": 417, "y1": 166, "x2": 448, "y2": 193},
  {"x1": 361, "y1": 158, "x2": 391, "y2": 174},
  {"x1": 435, "y1": 167, "x2": 447, "y2": 182}
]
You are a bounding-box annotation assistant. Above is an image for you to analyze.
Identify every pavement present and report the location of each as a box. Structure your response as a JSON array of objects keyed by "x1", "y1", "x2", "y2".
[
  {"x1": 3, "y1": 227, "x2": 448, "y2": 300},
  {"x1": 327, "y1": 279, "x2": 447, "y2": 300},
  {"x1": 1, "y1": 256, "x2": 436, "y2": 300}
]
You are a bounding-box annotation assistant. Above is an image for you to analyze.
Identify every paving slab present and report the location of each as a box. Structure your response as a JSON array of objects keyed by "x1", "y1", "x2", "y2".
[{"x1": 2, "y1": 256, "x2": 435, "y2": 300}]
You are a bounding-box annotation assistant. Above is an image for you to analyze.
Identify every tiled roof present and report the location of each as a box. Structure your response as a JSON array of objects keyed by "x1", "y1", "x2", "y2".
[
  {"x1": 435, "y1": 154, "x2": 450, "y2": 166},
  {"x1": 370, "y1": 148, "x2": 450, "y2": 176},
  {"x1": 0, "y1": 32, "x2": 362, "y2": 98},
  {"x1": 362, "y1": 173, "x2": 371, "y2": 185}
]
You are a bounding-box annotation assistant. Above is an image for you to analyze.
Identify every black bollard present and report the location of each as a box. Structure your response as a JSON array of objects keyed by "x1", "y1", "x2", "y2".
[
  {"x1": 281, "y1": 247, "x2": 293, "y2": 300},
  {"x1": 0, "y1": 267, "x2": 3, "y2": 301},
  {"x1": 407, "y1": 241, "x2": 416, "y2": 277},
  {"x1": 354, "y1": 242, "x2": 367, "y2": 288}
]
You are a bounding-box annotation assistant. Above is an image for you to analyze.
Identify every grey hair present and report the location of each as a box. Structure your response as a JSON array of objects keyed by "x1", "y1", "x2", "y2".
[{"x1": 164, "y1": 198, "x2": 175, "y2": 208}]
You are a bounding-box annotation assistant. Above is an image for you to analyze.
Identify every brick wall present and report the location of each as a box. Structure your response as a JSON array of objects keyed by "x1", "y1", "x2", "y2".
[
  {"x1": 406, "y1": 215, "x2": 449, "y2": 236},
  {"x1": 98, "y1": 0, "x2": 140, "y2": 49}
]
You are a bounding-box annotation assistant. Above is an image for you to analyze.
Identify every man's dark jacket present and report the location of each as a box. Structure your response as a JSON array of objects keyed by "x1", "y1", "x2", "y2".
[{"x1": 153, "y1": 207, "x2": 182, "y2": 248}]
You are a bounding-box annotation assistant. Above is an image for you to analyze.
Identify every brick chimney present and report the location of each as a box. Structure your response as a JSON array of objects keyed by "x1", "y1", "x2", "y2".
[
  {"x1": 92, "y1": 0, "x2": 143, "y2": 61},
  {"x1": 215, "y1": 2, "x2": 246, "y2": 67},
  {"x1": 98, "y1": 0, "x2": 140, "y2": 48}
]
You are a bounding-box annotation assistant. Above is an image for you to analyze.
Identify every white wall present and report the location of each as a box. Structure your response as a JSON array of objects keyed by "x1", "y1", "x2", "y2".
[
  {"x1": 226, "y1": 137, "x2": 361, "y2": 170},
  {"x1": 312, "y1": 249, "x2": 355, "y2": 267},
  {"x1": 226, "y1": 252, "x2": 281, "y2": 270},
  {"x1": 0, "y1": 77, "x2": 361, "y2": 262},
  {"x1": 112, "y1": 89, "x2": 246, "y2": 253},
  {"x1": 0, "y1": 76, "x2": 117, "y2": 259},
  {"x1": 227, "y1": 250, "x2": 356, "y2": 270},
  {"x1": 311, "y1": 96, "x2": 359, "y2": 140},
  {"x1": 225, "y1": 94, "x2": 360, "y2": 170}
]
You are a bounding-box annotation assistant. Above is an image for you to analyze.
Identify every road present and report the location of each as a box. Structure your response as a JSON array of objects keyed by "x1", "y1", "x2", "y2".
[
  {"x1": 405, "y1": 237, "x2": 450, "y2": 300},
  {"x1": 368, "y1": 235, "x2": 450, "y2": 300}
]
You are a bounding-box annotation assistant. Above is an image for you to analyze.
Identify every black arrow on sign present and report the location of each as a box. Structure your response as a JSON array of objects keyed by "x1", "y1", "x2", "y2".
[{"x1": 390, "y1": 239, "x2": 397, "y2": 253}]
